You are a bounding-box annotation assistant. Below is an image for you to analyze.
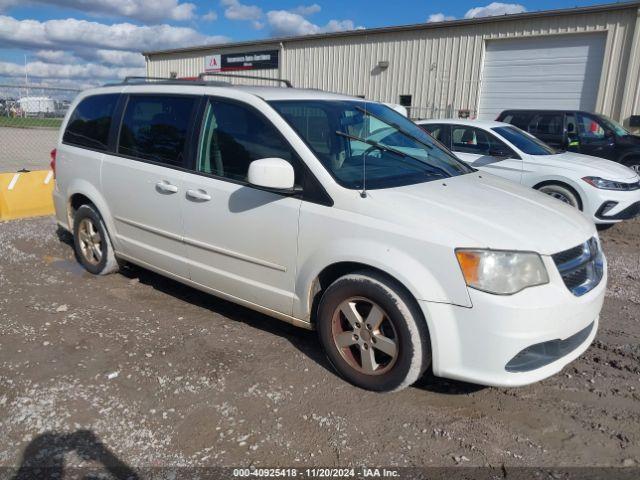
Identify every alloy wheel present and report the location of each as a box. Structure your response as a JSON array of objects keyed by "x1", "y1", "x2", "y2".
[
  {"x1": 539, "y1": 186, "x2": 577, "y2": 207},
  {"x1": 331, "y1": 297, "x2": 398, "y2": 375},
  {"x1": 77, "y1": 217, "x2": 103, "y2": 266}
]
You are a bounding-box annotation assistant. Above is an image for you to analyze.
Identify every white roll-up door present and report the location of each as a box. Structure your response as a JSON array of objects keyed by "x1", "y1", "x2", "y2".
[{"x1": 478, "y1": 33, "x2": 606, "y2": 120}]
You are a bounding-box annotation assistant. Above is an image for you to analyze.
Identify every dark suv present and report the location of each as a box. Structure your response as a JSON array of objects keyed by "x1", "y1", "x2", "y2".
[{"x1": 496, "y1": 110, "x2": 640, "y2": 173}]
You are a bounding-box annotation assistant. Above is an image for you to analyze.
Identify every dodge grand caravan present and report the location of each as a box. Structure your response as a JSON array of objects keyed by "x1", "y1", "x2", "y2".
[{"x1": 52, "y1": 78, "x2": 606, "y2": 391}]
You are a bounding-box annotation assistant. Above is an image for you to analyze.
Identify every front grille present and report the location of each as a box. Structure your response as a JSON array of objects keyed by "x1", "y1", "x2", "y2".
[{"x1": 552, "y1": 237, "x2": 604, "y2": 296}]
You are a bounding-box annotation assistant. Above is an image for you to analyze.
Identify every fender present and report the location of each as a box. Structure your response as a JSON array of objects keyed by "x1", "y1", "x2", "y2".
[
  {"x1": 64, "y1": 178, "x2": 121, "y2": 252},
  {"x1": 292, "y1": 237, "x2": 472, "y2": 322},
  {"x1": 618, "y1": 150, "x2": 640, "y2": 165},
  {"x1": 529, "y1": 175, "x2": 588, "y2": 204}
]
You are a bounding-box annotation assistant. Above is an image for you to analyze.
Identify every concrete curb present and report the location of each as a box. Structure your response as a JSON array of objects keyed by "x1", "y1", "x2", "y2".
[{"x1": 0, "y1": 169, "x2": 54, "y2": 221}]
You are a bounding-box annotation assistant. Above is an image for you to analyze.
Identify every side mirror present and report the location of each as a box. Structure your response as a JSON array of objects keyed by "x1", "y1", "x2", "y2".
[{"x1": 247, "y1": 158, "x2": 296, "y2": 191}]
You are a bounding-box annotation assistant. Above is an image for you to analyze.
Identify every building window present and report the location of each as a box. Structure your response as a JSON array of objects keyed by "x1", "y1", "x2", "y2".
[{"x1": 399, "y1": 95, "x2": 412, "y2": 107}]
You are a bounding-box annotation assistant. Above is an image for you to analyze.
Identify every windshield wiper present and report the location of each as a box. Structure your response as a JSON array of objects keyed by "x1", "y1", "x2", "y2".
[
  {"x1": 335, "y1": 130, "x2": 448, "y2": 177},
  {"x1": 354, "y1": 105, "x2": 433, "y2": 151}
]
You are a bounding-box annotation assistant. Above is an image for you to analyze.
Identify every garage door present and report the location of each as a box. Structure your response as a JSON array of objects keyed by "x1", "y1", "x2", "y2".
[{"x1": 478, "y1": 33, "x2": 606, "y2": 120}]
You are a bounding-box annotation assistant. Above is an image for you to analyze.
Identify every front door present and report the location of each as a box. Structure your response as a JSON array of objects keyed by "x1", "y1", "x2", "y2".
[
  {"x1": 181, "y1": 98, "x2": 302, "y2": 315},
  {"x1": 567, "y1": 112, "x2": 616, "y2": 160},
  {"x1": 450, "y1": 124, "x2": 523, "y2": 183},
  {"x1": 101, "y1": 94, "x2": 199, "y2": 277}
]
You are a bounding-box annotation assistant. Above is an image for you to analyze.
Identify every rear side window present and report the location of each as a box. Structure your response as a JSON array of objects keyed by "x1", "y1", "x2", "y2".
[
  {"x1": 63, "y1": 94, "x2": 119, "y2": 150},
  {"x1": 500, "y1": 112, "x2": 531, "y2": 129},
  {"x1": 528, "y1": 114, "x2": 563, "y2": 136},
  {"x1": 118, "y1": 95, "x2": 197, "y2": 167},
  {"x1": 421, "y1": 124, "x2": 442, "y2": 140}
]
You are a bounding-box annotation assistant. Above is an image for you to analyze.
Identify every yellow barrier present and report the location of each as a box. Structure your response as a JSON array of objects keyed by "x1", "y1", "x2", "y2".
[{"x1": 0, "y1": 170, "x2": 55, "y2": 221}]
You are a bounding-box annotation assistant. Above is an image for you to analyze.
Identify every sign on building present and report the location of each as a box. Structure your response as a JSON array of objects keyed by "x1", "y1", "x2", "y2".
[{"x1": 204, "y1": 50, "x2": 279, "y2": 72}]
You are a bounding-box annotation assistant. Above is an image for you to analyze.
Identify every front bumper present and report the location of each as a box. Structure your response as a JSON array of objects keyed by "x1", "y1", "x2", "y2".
[
  {"x1": 420, "y1": 255, "x2": 606, "y2": 387},
  {"x1": 52, "y1": 186, "x2": 69, "y2": 231},
  {"x1": 583, "y1": 185, "x2": 640, "y2": 224},
  {"x1": 595, "y1": 201, "x2": 640, "y2": 221}
]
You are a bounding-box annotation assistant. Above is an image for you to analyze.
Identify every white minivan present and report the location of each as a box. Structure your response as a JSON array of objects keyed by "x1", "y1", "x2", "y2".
[{"x1": 52, "y1": 79, "x2": 606, "y2": 391}]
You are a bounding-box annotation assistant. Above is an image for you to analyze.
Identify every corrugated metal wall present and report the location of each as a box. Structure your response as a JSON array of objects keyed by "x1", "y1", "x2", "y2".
[
  {"x1": 146, "y1": 42, "x2": 283, "y2": 86},
  {"x1": 146, "y1": 5, "x2": 640, "y2": 124}
]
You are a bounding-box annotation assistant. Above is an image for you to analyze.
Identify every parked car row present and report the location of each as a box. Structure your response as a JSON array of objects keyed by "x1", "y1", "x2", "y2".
[
  {"x1": 53, "y1": 79, "x2": 621, "y2": 393},
  {"x1": 496, "y1": 109, "x2": 640, "y2": 173},
  {"x1": 417, "y1": 119, "x2": 640, "y2": 229}
]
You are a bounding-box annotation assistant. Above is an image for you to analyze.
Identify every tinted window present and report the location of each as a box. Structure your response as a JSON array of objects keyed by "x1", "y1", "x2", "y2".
[
  {"x1": 271, "y1": 100, "x2": 473, "y2": 190},
  {"x1": 500, "y1": 112, "x2": 531, "y2": 129},
  {"x1": 451, "y1": 126, "x2": 509, "y2": 156},
  {"x1": 198, "y1": 100, "x2": 299, "y2": 183},
  {"x1": 63, "y1": 94, "x2": 119, "y2": 150},
  {"x1": 528, "y1": 114, "x2": 563, "y2": 136},
  {"x1": 492, "y1": 126, "x2": 556, "y2": 155},
  {"x1": 576, "y1": 113, "x2": 606, "y2": 141},
  {"x1": 118, "y1": 95, "x2": 196, "y2": 167},
  {"x1": 421, "y1": 124, "x2": 442, "y2": 140}
]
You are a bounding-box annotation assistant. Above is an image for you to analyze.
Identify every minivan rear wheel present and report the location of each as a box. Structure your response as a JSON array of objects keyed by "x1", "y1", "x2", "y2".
[
  {"x1": 73, "y1": 204, "x2": 119, "y2": 275},
  {"x1": 317, "y1": 271, "x2": 431, "y2": 392}
]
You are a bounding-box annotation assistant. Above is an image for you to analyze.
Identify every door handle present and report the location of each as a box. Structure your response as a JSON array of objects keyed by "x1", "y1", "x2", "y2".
[
  {"x1": 156, "y1": 181, "x2": 178, "y2": 194},
  {"x1": 186, "y1": 189, "x2": 212, "y2": 202}
]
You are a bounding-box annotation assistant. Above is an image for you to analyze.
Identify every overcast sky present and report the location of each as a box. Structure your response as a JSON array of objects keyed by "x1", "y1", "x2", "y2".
[{"x1": 0, "y1": 0, "x2": 605, "y2": 89}]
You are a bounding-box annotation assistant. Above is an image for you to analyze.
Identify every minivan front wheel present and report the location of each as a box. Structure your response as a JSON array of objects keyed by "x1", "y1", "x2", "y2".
[
  {"x1": 73, "y1": 204, "x2": 119, "y2": 275},
  {"x1": 317, "y1": 272, "x2": 431, "y2": 392}
]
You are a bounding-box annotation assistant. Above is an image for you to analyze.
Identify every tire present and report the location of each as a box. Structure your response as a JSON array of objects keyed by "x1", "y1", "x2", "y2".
[
  {"x1": 317, "y1": 271, "x2": 431, "y2": 392},
  {"x1": 623, "y1": 157, "x2": 640, "y2": 175},
  {"x1": 596, "y1": 223, "x2": 616, "y2": 232},
  {"x1": 536, "y1": 183, "x2": 582, "y2": 210},
  {"x1": 73, "y1": 204, "x2": 119, "y2": 275}
]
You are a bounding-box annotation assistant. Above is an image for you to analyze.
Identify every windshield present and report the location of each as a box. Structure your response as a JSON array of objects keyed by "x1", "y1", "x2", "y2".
[
  {"x1": 269, "y1": 100, "x2": 473, "y2": 190},
  {"x1": 597, "y1": 115, "x2": 630, "y2": 137},
  {"x1": 492, "y1": 125, "x2": 557, "y2": 156}
]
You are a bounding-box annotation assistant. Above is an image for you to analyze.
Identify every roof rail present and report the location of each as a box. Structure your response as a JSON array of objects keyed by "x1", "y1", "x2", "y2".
[
  {"x1": 198, "y1": 72, "x2": 293, "y2": 88},
  {"x1": 113, "y1": 76, "x2": 231, "y2": 87}
]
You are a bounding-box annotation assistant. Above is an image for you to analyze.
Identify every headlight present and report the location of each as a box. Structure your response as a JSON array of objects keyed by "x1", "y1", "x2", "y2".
[
  {"x1": 455, "y1": 249, "x2": 549, "y2": 295},
  {"x1": 582, "y1": 176, "x2": 639, "y2": 191}
]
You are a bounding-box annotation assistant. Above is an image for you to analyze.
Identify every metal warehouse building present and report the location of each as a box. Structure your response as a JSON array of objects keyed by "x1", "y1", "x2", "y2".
[{"x1": 144, "y1": 1, "x2": 640, "y2": 127}]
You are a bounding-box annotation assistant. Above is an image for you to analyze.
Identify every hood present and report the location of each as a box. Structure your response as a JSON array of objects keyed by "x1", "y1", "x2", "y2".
[
  {"x1": 366, "y1": 172, "x2": 595, "y2": 256},
  {"x1": 533, "y1": 152, "x2": 639, "y2": 181}
]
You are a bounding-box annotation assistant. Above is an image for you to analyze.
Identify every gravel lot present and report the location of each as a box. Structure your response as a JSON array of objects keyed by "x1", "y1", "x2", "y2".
[{"x1": 0, "y1": 216, "x2": 639, "y2": 475}]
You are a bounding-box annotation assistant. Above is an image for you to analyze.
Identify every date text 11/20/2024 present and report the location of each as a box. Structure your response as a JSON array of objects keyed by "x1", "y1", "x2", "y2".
[{"x1": 232, "y1": 468, "x2": 400, "y2": 477}]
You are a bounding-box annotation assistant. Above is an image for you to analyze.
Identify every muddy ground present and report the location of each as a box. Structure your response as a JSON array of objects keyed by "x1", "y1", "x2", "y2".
[{"x1": 0, "y1": 216, "x2": 639, "y2": 475}]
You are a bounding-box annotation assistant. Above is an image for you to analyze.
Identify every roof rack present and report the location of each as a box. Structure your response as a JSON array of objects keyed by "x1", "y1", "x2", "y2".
[
  {"x1": 113, "y1": 76, "x2": 231, "y2": 87},
  {"x1": 198, "y1": 72, "x2": 293, "y2": 88}
]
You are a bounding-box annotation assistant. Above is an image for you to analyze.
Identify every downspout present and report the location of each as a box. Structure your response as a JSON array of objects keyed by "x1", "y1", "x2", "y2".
[
  {"x1": 279, "y1": 41, "x2": 285, "y2": 85},
  {"x1": 620, "y1": 7, "x2": 640, "y2": 131}
]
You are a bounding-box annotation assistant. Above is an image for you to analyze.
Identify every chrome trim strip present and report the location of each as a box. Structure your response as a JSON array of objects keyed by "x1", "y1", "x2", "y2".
[
  {"x1": 114, "y1": 216, "x2": 286, "y2": 272},
  {"x1": 183, "y1": 235, "x2": 287, "y2": 272},
  {"x1": 554, "y1": 242, "x2": 592, "y2": 274},
  {"x1": 115, "y1": 216, "x2": 183, "y2": 242},
  {"x1": 553, "y1": 238, "x2": 604, "y2": 297}
]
